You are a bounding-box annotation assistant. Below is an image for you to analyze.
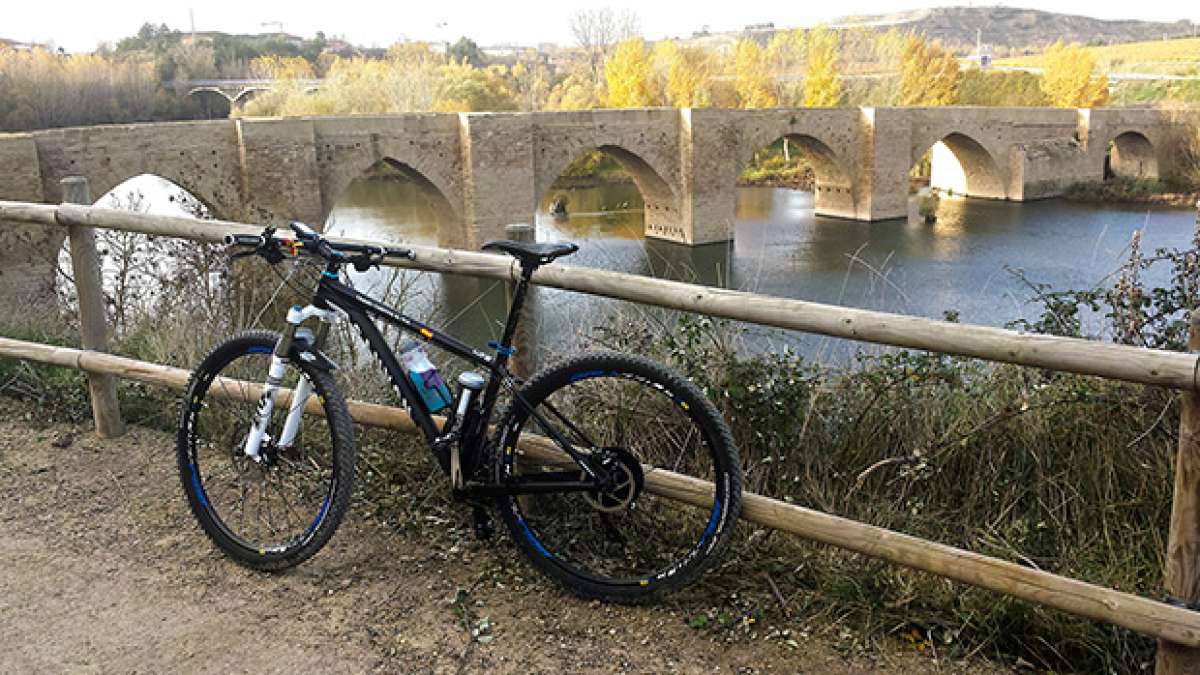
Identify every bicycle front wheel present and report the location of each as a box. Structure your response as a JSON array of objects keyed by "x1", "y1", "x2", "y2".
[
  {"x1": 495, "y1": 351, "x2": 742, "y2": 602},
  {"x1": 176, "y1": 330, "x2": 355, "y2": 571}
]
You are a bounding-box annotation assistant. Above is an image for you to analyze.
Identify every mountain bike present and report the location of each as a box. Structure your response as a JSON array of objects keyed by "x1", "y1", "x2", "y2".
[{"x1": 176, "y1": 222, "x2": 742, "y2": 601}]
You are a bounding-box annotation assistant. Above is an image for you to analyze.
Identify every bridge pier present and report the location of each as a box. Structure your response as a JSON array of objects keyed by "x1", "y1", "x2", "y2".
[
  {"x1": 236, "y1": 118, "x2": 324, "y2": 225},
  {"x1": 459, "y1": 113, "x2": 537, "y2": 249},
  {"x1": 0, "y1": 133, "x2": 58, "y2": 327}
]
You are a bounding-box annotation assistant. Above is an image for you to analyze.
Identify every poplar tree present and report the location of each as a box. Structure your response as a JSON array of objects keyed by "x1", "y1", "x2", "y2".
[
  {"x1": 802, "y1": 26, "x2": 841, "y2": 107},
  {"x1": 733, "y1": 38, "x2": 777, "y2": 108},
  {"x1": 605, "y1": 38, "x2": 656, "y2": 108},
  {"x1": 1040, "y1": 41, "x2": 1110, "y2": 108},
  {"x1": 898, "y1": 35, "x2": 960, "y2": 106}
]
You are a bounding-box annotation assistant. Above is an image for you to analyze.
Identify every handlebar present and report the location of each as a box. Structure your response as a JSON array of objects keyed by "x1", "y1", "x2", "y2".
[{"x1": 223, "y1": 223, "x2": 415, "y2": 266}]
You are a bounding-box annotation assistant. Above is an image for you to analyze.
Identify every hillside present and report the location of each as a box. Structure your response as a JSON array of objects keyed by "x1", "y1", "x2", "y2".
[{"x1": 832, "y1": 6, "x2": 1196, "y2": 55}]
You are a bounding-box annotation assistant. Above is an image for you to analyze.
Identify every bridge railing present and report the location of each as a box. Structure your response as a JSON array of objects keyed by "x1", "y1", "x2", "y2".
[{"x1": 4, "y1": 185, "x2": 1200, "y2": 670}]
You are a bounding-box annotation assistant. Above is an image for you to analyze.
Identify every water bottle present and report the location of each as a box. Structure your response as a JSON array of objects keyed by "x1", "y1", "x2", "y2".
[{"x1": 397, "y1": 340, "x2": 453, "y2": 413}]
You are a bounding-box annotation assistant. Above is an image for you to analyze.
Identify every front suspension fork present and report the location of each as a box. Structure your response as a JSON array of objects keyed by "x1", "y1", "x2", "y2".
[{"x1": 242, "y1": 304, "x2": 334, "y2": 461}]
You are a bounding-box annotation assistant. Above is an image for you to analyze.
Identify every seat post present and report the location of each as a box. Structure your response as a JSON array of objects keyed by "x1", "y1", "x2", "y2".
[{"x1": 498, "y1": 262, "x2": 535, "y2": 356}]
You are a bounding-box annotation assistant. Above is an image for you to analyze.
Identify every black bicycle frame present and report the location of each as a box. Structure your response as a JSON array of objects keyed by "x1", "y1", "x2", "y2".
[{"x1": 308, "y1": 269, "x2": 608, "y2": 495}]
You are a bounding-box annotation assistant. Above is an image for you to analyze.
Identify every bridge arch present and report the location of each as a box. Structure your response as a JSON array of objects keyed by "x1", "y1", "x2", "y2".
[
  {"x1": 737, "y1": 132, "x2": 857, "y2": 218},
  {"x1": 187, "y1": 87, "x2": 235, "y2": 104},
  {"x1": 914, "y1": 132, "x2": 1007, "y2": 200},
  {"x1": 92, "y1": 171, "x2": 224, "y2": 221},
  {"x1": 231, "y1": 88, "x2": 269, "y2": 106},
  {"x1": 1107, "y1": 130, "x2": 1158, "y2": 180},
  {"x1": 323, "y1": 157, "x2": 462, "y2": 248},
  {"x1": 538, "y1": 144, "x2": 679, "y2": 241},
  {"x1": 185, "y1": 88, "x2": 233, "y2": 118}
]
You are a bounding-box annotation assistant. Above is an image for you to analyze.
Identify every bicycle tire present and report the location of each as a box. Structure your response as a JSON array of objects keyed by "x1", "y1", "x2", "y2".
[
  {"x1": 176, "y1": 330, "x2": 355, "y2": 571},
  {"x1": 493, "y1": 351, "x2": 742, "y2": 602}
]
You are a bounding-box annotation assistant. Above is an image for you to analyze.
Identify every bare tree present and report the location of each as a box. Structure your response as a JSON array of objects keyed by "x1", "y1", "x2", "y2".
[{"x1": 569, "y1": 7, "x2": 640, "y2": 80}]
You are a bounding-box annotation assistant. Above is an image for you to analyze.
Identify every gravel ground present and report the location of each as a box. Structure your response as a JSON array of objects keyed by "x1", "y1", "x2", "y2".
[{"x1": 0, "y1": 400, "x2": 1010, "y2": 674}]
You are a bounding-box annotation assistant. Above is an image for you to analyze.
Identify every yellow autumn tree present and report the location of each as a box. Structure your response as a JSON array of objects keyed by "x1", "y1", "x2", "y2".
[
  {"x1": 649, "y1": 40, "x2": 679, "y2": 102},
  {"x1": 898, "y1": 35, "x2": 960, "y2": 106},
  {"x1": 433, "y1": 62, "x2": 518, "y2": 112},
  {"x1": 732, "y1": 38, "x2": 776, "y2": 109},
  {"x1": 248, "y1": 55, "x2": 315, "y2": 80},
  {"x1": 803, "y1": 26, "x2": 840, "y2": 107},
  {"x1": 766, "y1": 28, "x2": 806, "y2": 106},
  {"x1": 863, "y1": 28, "x2": 907, "y2": 105},
  {"x1": 1040, "y1": 41, "x2": 1109, "y2": 108},
  {"x1": 605, "y1": 37, "x2": 656, "y2": 108},
  {"x1": 546, "y1": 70, "x2": 604, "y2": 110},
  {"x1": 652, "y1": 40, "x2": 715, "y2": 107}
]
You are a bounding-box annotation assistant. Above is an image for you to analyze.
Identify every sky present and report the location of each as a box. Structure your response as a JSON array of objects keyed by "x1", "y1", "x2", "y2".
[{"x1": 3, "y1": 0, "x2": 1199, "y2": 52}]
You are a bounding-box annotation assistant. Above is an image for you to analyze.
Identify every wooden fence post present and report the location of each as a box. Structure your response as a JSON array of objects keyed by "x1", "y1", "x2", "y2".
[
  {"x1": 60, "y1": 177, "x2": 124, "y2": 438},
  {"x1": 1159, "y1": 310, "x2": 1200, "y2": 673},
  {"x1": 504, "y1": 223, "x2": 535, "y2": 380}
]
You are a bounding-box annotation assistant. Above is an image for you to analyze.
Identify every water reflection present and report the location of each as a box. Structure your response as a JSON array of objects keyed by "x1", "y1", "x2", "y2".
[{"x1": 326, "y1": 177, "x2": 439, "y2": 245}]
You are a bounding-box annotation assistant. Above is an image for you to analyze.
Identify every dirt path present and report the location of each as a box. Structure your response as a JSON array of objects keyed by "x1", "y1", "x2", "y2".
[{"x1": 0, "y1": 404, "x2": 1007, "y2": 674}]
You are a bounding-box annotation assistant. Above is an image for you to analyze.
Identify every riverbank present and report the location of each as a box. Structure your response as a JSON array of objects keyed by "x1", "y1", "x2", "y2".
[
  {"x1": 548, "y1": 173, "x2": 634, "y2": 190},
  {"x1": 735, "y1": 170, "x2": 814, "y2": 190},
  {"x1": 1065, "y1": 178, "x2": 1200, "y2": 207}
]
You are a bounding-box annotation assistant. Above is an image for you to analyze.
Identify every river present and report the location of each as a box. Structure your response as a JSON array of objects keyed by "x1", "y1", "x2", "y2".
[
  {"x1": 105, "y1": 174, "x2": 1199, "y2": 368},
  {"x1": 321, "y1": 177, "x2": 1197, "y2": 366}
]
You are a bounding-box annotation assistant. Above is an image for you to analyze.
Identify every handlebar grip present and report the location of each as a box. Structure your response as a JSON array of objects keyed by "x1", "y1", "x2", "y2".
[{"x1": 225, "y1": 233, "x2": 265, "y2": 247}]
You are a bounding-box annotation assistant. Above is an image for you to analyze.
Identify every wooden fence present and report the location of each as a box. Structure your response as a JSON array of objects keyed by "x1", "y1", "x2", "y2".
[{"x1": 3, "y1": 186, "x2": 1200, "y2": 671}]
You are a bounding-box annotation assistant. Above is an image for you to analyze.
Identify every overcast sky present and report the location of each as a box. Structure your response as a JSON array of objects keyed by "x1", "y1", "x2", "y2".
[{"x1": 5, "y1": 1, "x2": 1199, "y2": 52}]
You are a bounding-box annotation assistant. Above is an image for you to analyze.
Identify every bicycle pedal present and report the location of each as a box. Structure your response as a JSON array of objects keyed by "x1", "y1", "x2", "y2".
[{"x1": 472, "y1": 506, "x2": 495, "y2": 540}]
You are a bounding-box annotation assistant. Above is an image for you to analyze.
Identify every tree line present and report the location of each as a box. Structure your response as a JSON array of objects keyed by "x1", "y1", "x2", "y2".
[
  {"x1": 0, "y1": 12, "x2": 1166, "y2": 133},
  {"x1": 238, "y1": 29, "x2": 1112, "y2": 117}
]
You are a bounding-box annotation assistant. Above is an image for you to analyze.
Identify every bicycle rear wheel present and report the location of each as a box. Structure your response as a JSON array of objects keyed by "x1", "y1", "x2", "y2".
[
  {"x1": 176, "y1": 330, "x2": 355, "y2": 571},
  {"x1": 494, "y1": 351, "x2": 742, "y2": 602}
]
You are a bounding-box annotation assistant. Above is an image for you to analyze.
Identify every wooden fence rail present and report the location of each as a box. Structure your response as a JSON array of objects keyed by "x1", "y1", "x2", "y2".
[
  {"x1": 3, "y1": 334, "x2": 1200, "y2": 648},
  {"x1": 4, "y1": 193, "x2": 1200, "y2": 670}
]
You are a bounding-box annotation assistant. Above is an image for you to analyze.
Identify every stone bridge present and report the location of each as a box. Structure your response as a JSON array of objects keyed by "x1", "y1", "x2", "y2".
[
  {"x1": 0, "y1": 107, "x2": 1195, "y2": 309},
  {"x1": 184, "y1": 79, "x2": 324, "y2": 107}
]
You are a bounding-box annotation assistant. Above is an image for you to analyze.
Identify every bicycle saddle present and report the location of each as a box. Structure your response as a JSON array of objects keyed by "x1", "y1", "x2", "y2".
[{"x1": 482, "y1": 240, "x2": 579, "y2": 268}]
